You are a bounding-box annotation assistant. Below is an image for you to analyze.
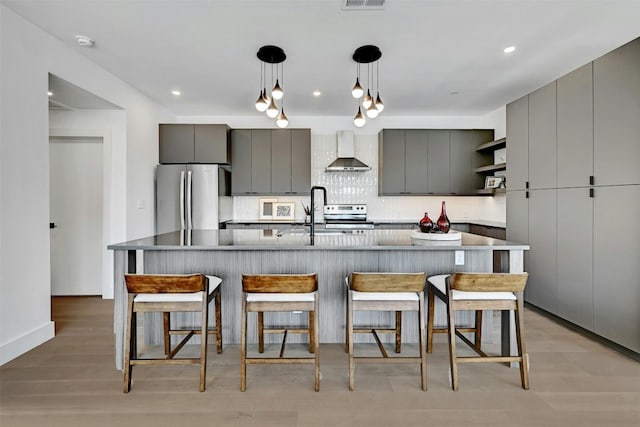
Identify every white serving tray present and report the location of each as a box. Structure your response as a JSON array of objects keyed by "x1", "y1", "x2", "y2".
[{"x1": 410, "y1": 230, "x2": 462, "y2": 241}]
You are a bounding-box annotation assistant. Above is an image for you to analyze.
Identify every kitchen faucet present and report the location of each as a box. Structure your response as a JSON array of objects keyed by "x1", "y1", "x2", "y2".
[{"x1": 310, "y1": 186, "x2": 327, "y2": 244}]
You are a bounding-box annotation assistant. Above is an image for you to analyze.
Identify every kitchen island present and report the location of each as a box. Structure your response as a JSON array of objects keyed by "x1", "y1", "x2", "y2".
[{"x1": 109, "y1": 229, "x2": 528, "y2": 370}]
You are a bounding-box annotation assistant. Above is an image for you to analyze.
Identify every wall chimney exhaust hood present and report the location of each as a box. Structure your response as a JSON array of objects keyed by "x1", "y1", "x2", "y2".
[{"x1": 325, "y1": 130, "x2": 371, "y2": 172}]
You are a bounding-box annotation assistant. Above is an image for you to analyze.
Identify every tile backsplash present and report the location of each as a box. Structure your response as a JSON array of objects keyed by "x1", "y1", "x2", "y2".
[{"x1": 233, "y1": 134, "x2": 506, "y2": 223}]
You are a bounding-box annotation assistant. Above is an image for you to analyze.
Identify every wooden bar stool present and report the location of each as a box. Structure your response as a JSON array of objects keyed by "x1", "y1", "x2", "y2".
[
  {"x1": 426, "y1": 273, "x2": 529, "y2": 390},
  {"x1": 346, "y1": 272, "x2": 427, "y2": 391},
  {"x1": 123, "y1": 274, "x2": 222, "y2": 393},
  {"x1": 241, "y1": 273, "x2": 319, "y2": 392}
]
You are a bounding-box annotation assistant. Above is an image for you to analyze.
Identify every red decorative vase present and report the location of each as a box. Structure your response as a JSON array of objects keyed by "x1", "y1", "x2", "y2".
[
  {"x1": 436, "y1": 201, "x2": 450, "y2": 233},
  {"x1": 419, "y1": 212, "x2": 433, "y2": 233}
]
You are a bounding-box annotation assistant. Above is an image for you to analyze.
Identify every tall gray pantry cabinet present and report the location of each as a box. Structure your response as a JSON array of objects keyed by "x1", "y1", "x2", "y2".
[{"x1": 506, "y1": 37, "x2": 640, "y2": 354}]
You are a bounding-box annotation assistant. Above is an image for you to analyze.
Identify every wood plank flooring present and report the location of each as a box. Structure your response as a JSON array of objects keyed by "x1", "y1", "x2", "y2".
[{"x1": 1, "y1": 296, "x2": 639, "y2": 426}]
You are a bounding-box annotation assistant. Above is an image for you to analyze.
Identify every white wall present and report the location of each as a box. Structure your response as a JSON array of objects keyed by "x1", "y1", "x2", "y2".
[
  {"x1": 0, "y1": 6, "x2": 174, "y2": 365},
  {"x1": 49, "y1": 109, "x2": 127, "y2": 299}
]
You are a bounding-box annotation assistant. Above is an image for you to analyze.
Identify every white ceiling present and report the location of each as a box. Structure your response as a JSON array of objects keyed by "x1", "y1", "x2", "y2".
[{"x1": 5, "y1": 0, "x2": 640, "y2": 117}]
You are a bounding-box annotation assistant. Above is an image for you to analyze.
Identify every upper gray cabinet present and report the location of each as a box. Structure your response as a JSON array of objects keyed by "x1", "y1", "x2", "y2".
[
  {"x1": 593, "y1": 38, "x2": 640, "y2": 186},
  {"x1": 506, "y1": 95, "x2": 529, "y2": 191},
  {"x1": 557, "y1": 63, "x2": 594, "y2": 188},
  {"x1": 159, "y1": 124, "x2": 231, "y2": 164},
  {"x1": 528, "y1": 81, "x2": 557, "y2": 190},
  {"x1": 231, "y1": 128, "x2": 310, "y2": 195},
  {"x1": 379, "y1": 129, "x2": 492, "y2": 196}
]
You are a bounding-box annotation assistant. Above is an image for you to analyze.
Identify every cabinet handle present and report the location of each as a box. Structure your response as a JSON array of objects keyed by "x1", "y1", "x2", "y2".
[
  {"x1": 525, "y1": 191, "x2": 529, "y2": 199},
  {"x1": 590, "y1": 188, "x2": 594, "y2": 198},
  {"x1": 525, "y1": 181, "x2": 529, "y2": 189},
  {"x1": 589, "y1": 176, "x2": 594, "y2": 186}
]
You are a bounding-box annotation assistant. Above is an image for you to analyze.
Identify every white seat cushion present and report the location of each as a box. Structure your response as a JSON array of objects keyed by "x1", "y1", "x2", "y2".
[
  {"x1": 427, "y1": 274, "x2": 516, "y2": 301},
  {"x1": 134, "y1": 275, "x2": 222, "y2": 303},
  {"x1": 352, "y1": 291, "x2": 419, "y2": 301},
  {"x1": 246, "y1": 292, "x2": 316, "y2": 302}
]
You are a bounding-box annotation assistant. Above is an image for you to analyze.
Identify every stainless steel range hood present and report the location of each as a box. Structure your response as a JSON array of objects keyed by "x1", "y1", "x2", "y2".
[{"x1": 325, "y1": 130, "x2": 371, "y2": 172}]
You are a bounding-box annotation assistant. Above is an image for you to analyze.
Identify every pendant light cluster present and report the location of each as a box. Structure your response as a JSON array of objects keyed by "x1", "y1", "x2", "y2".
[
  {"x1": 351, "y1": 45, "x2": 384, "y2": 127},
  {"x1": 254, "y1": 45, "x2": 289, "y2": 128}
]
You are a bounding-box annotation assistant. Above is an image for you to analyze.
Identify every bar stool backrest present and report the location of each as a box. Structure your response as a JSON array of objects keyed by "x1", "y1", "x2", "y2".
[
  {"x1": 242, "y1": 273, "x2": 318, "y2": 293},
  {"x1": 446, "y1": 273, "x2": 528, "y2": 293},
  {"x1": 350, "y1": 272, "x2": 426, "y2": 292},
  {"x1": 124, "y1": 274, "x2": 207, "y2": 294}
]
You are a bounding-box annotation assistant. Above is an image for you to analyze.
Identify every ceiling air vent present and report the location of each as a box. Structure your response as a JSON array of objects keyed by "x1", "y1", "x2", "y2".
[{"x1": 342, "y1": 0, "x2": 385, "y2": 10}]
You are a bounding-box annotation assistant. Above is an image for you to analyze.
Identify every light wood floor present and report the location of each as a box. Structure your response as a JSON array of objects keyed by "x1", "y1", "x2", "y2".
[{"x1": 1, "y1": 297, "x2": 639, "y2": 427}]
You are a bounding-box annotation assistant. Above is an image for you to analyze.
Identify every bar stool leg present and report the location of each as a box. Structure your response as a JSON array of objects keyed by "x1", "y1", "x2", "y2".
[
  {"x1": 240, "y1": 294, "x2": 248, "y2": 392},
  {"x1": 447, "y1": 299, "x2": 459, "y2": 391},
  {"x1": 258, "y1": 312, "x2": 264, "y2": 353},
  {"x1": 309, "y1": 311, "x2": 315, "y2": 354},
  {"x1": 163, "y1": 312, "x2": 171, "y2": 355},
  {"x1": 215, "y1": 288, "x2": 223, "y2": 354},
  {"x1": 314, "y1": 297, "x2": 320, "y2": 392},
  {"x1": 515, "y1": 294, "x2": 530, "y2": 389},
  {"x1": 123, "y1": 294, "x2": 135, "y2": 393},
  {"x1": 418, "y1": 292, "x2": 427, "y2": 391},
  {"x1": 395, "y1": 311, "x2": 402, "y2": 353},
  {"x1": 475, "y1": 310, "x2": 483, "y2": 350},
  {"x1": 347, "y1": 291, "x2": 355, "y2": 391},
  {"x1": 199, "y1": 296, "x2": 209, "y2": 392},
  {"x1": 427, "y1": 284, "x2": 435, "y2": 353}
]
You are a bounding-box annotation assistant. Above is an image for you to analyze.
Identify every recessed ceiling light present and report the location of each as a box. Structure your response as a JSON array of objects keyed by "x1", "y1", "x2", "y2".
[
  {"x1": 48, "y1": 91, "x2": 53, "y2": 97},
  {"x1": 313, "y1": 91, "x2": 322, "y2": 97},
  {"x1": 171, "y1": 90, "x2": 181, "y2": 96},
  {"x1": 450, "y1": 91, "x2": 460, "y2": 95},
  {"x1": 503, "y1": 46, "x2": 516, "y2": 54},
  {"x1": 75, "y1": 34, "x2": 95, "y2": 47}
]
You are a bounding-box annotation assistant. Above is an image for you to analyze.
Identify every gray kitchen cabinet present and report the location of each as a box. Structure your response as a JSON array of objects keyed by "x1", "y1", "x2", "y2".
[
  {"x1": 556, "y1": 187, "x2": 594, "y2": 330},
  {"x1": 506, "y1": 95, "x2": 529, "y2": 191},
  {"x1": 379, "y1": 129, "x2": 408, "y2": 194},
  {"x1": 230, "y1": 129, "x2": 252, "y2": 194},
  {"x1": 528, "y1": 82, "x2": 557, "y2": 190},
  {"x1": 505, "y1": 38, "x2": 640, "y2": 355},
  {"x1": 231, "y1": 128, "x2": 310, "y2": 195},
  {"x1": 427, "y1": 130, "x2": 450, "y2": 194},
  {"x1": 593, "y1": 38, "x2": 640, "y2": 186},
  {"x1": 379, "y1": 129, "x2": 489, "y2": 196},
  {"x1": 250, "y1": 130, "x2": 272, "y2": 194},
  {"x1": 557, "y1": 63, "x2": 594, "y2": 189},
  {"x1": 160, "y1": 124, "x2": 230, "y2": 164},
  {"x1": 291, "y1": 129, "x2": 312, "y2": 194},
  {"x1": 404, "y1": 130, "x2": 428, "y2": 194},
  {"x1": 506, "y1": 190, "x2": 528, "y2": 244},
  {"x1": 593, "y1": 185, "x2": 640, "y2": 353},
  {"x1": 526, "y1": 189, "x2": 557, "y2": 313},
  {"x1": 271, "y1": 129, "x2": 292, "y2": 193}
]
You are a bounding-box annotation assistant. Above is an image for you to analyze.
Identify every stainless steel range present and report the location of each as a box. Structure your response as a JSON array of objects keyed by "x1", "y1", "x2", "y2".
[{"x1": 323, "y1": 204, "x2": 374, "y2": 229}]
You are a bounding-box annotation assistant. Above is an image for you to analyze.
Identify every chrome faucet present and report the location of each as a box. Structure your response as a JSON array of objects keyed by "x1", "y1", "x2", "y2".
[{"x1": 310, "y1": 186, "x2": 327, "y2": 244}]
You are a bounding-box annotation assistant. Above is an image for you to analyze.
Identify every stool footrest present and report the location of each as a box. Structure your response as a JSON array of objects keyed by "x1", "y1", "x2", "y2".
[
  {"x1": 353, "y1": 357, "x2": 424, "y2": 363},
  {"x1": 130, "y1": 358, "x2": 201, "y2": 365},
  {"x1": 456, "y1": 356, "x2": 522, "y2": 364},
  {"x1": 245, "y1": 358, "x2": 316, "y2": 364}
]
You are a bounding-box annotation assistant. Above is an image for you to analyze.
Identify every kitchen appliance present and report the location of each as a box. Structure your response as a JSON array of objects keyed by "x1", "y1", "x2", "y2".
[
  {"x1": 323, "y1": 204, "x2": 374, "y2": 229},
  {"x1": 156, "y1": 164, "x2": 231, "y2": 234},
  {"x1": 325, "y1": 130, "x2": 371, "y2": 172}
]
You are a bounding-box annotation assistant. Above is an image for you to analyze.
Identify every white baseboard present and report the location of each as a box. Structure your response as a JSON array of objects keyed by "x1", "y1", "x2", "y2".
[{"x1": 0, "y1": 321, "x2": 55, "y2": 365}]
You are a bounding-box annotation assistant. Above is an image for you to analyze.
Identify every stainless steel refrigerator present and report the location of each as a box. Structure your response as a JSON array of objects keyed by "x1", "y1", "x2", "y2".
[{"x1": 156, "y1": 164, "x2": 231, "y2": 234}]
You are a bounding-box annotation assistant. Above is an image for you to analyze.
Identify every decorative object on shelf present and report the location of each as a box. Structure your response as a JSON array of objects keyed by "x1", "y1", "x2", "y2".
[
  {"x1": 259, "y1": 198, "x2": 278, "y2": 220},
  {"x1": 436, "y1": 201, "x2": 451, "y2": 233},
  {"x1": 351, "y1": 45, "x2": 384, "y2": 127},
  {"x1": 484, "y1": 176, "x2": 504, "y2": 189},
  {"x1": 255, "y1": 45, "x2": 288, "y2": 128},
  {"x1": 273, "y1": 202, "x2": 295, "y2": 221},
  {"x1": 419, "y1": 212, "x2": 434, "y2": 233}
]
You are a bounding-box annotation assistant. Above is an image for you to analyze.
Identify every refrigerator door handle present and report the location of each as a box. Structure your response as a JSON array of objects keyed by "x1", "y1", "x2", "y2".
[
  {"x1": 186, "y1": 170, "x2": 193, "y2": 229},
  {"x1": 179, "y1": 170, "x2": 186, "y2": 229}
]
